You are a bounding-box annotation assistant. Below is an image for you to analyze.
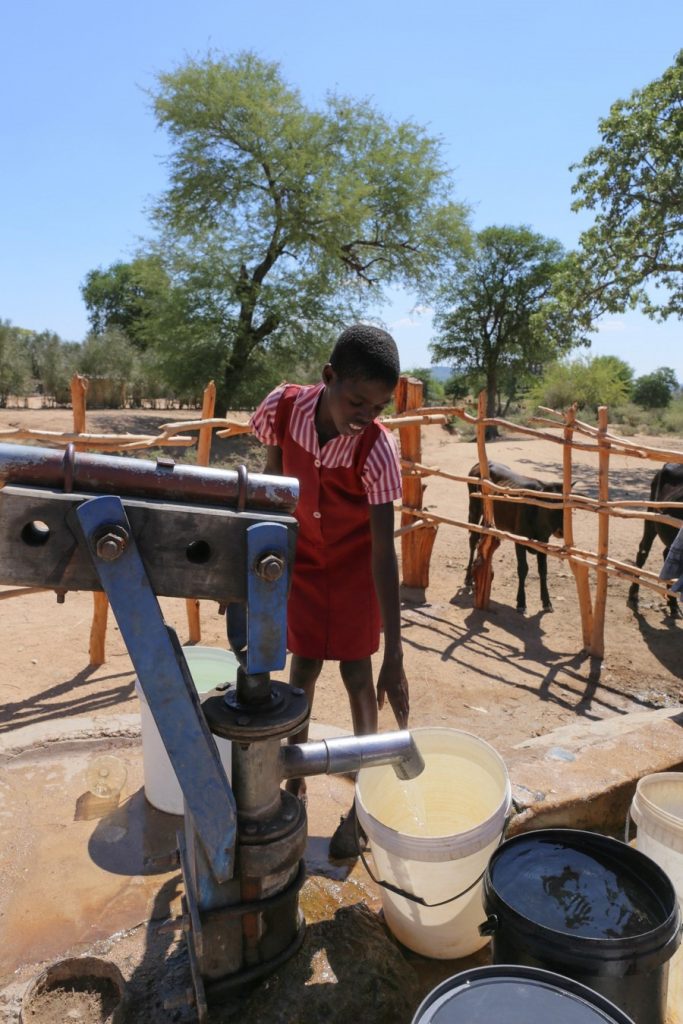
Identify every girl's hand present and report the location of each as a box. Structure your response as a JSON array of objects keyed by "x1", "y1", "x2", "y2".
[{"x1": 377, "y1": 657, "x2": 409, "y2": 728}]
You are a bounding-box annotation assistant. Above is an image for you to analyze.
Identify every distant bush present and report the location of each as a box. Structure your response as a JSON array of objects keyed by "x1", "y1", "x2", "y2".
[
  {"x1": 609, "y1": 395, "x2": 683, "y2": 436},
  {"x1": 404, "y1": 368, "x2": 447, "y2": 406},
  {"x1": 527, "y1": 355, "x2": 633, "y2": 413},
  {"x1": 660, "y1": 397, "x2": 683, "y2": 435},
  {"x1": 632, "y1": 367, "x2": 679, "y2": 409}
]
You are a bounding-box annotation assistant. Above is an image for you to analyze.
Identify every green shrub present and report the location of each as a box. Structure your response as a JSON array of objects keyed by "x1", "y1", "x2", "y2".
[{"x1": 660, "y1": 396, "x2": 683, "y2": 435}]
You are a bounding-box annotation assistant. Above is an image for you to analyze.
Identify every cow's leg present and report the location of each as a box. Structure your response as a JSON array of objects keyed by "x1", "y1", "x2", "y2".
[
  {"x1": 627, "y1": 519, "x2": 657, "y2": 610},
  {"x1": 465, "y1": 494, "x2": 481, "y2": 589},
  {"x1": 514, "y1": 543, "x2": 528, "y2": 613},
  {"x1": 465, "y1": 528, "x2": 479, "y2": 588},
  {"x1": 537, "y1": 551, "x2": 553, "y2": 612},
  {"x1": 662, "y1": 545, "x2": 683, "y2": 619}
]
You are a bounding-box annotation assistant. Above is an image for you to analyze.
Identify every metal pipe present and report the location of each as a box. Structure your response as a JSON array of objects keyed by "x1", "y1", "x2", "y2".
[
  {"x1": 232, "y1": 739, "x2": 283, "y2": 821},
  {"x1": 280, "y1": 730, "x2": 425, "y2": 782},
  {"x1": 0, "y1": 443, "x2": 299, "y2": 512}
]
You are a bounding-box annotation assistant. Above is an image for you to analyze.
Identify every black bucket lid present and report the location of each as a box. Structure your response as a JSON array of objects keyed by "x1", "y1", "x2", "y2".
[{"x1": 411, "y1": 965, "x2": 636, "y2": 1023}]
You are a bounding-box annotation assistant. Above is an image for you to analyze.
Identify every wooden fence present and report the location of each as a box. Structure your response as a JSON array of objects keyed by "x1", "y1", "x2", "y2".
[
  {"x1": 386, "y1": 381, "x2": 683, "y2": 659},
  {"x1": 2, "y1": 374, "x2": 682, "y2": 663},
  {"x1": 0, "y1": 375, "x2": 251, "y2": 664}
]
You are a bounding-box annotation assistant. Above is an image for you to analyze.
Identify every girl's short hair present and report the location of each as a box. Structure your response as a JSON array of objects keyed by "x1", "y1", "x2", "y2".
[{"x1": 330, "y1": 323, "x2": 400, "y2": 386}]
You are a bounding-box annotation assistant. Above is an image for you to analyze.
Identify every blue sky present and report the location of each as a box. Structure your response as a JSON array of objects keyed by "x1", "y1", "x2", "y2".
[{"x1": 1, "y1": 0, "x2": 681, "y2": 379}]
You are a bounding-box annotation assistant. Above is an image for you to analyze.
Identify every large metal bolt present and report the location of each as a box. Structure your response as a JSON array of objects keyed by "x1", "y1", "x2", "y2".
[
  {"x1": 95, "y1": 529, "x2": 129, "y2": 561},
  {"x1": 254, "y1": 553, "x2": 285, "y2": 582}
]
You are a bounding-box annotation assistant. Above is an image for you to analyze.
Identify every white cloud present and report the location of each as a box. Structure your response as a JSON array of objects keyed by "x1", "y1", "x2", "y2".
[
  {"x1": 389, "y1": 306, "x2": 434, "y2": 331},
  {"x1": 596, "y1": 319, "x2": 627, "y2": 334},
  {"x1": 390, "y1": 316, "x2": 422, "y2": 330}
]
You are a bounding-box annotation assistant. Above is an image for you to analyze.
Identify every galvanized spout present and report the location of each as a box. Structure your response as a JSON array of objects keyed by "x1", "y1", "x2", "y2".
[{"x1": 280, "y1": 730, "x2": 425, "y2": 782}]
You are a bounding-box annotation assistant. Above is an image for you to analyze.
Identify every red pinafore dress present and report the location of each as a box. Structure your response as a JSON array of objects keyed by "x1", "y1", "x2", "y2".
[{"x1": 274, "y1": 385, "x2": 382, "y2": 661}]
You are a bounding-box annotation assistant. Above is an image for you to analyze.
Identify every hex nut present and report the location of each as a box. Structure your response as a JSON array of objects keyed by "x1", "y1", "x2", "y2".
[
  {"x1": 255, "y1": 554, "x2": 285, "y2": 582},
  {"x1": 95, "y1": 530, "x2": 128, "y2": 561}
]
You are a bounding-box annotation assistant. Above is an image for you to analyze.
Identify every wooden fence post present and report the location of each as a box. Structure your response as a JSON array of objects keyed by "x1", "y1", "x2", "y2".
[
  {"x1": 71, "y1": 374, "x2": 88, "y2": 436},
  {"x1": 589, "y1": 405, "x2": 611, "y2": 658},
  {"x1": 71, "y1": 374, "x2": 110, "y2": 667},
  {"x1": 185, "y1": 381, "x2": 217, "y2": 643},
  {"x1": 395, "y1": 375, "x2": 438, "y2": 602},
  {"x1": 563, "y1": 403, "x2": 593, "y2": 649},
  {"x1": 472, "y1": 390, "x2": 499, "y2": 608}
]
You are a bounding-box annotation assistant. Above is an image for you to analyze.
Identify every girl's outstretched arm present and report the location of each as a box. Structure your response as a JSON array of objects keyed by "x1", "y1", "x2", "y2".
[{"x1": 369, "y1": 502, "x2": 409, "y2": 727}]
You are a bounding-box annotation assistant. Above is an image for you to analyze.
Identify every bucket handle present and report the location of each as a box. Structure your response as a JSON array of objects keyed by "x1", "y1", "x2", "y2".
[{"x1": 355, "y1": 813, "x2": 511, "y2": 908}]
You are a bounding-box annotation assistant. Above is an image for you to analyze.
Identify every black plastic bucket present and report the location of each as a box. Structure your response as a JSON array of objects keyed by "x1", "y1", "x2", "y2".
[
  {"x1": 481, "y1": 829, "x2": 682, "y2": 1024},
  {"x1": 411, "y1": 965, "x2": 636, "y2": 1023}
]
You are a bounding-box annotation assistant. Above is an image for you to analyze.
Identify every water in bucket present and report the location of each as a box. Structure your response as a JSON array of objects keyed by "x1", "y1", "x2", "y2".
[
  {"x1": 630, "y1": 772, "x2": 683, "y2": 1024},
  {"x1": 355, "y1": 727, "x2": 511, "y2": 959},
  {"x1": 483, "y1": 829, "x2": 681, "y2": 1024},
  {"x1": 389, "y1": 752, "x2": 504, "y2": 837},
  {"x1": 136, "y1": 645, "x2": 238, "y2": 815}
]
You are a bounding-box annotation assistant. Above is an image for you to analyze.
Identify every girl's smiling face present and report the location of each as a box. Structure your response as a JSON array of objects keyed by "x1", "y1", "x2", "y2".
[{"x1": 318, "y1": 365, "x2": 395, "y2": 439}]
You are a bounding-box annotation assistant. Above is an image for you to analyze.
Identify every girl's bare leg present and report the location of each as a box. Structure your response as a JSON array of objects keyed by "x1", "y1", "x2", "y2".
[{"x1": 285, "y1": 654, "x2": 323, "y2": 798}]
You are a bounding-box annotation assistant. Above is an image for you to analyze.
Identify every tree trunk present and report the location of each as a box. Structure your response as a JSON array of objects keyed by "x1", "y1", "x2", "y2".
[
  {"x1": 221, "y1": 326, "x2": 256, "y2": 412},
  {"x1": 485, "y1": 377, "x2": 499, "y2": 441},
  {"x1": 219, "y1": 292, "x2": 279, "y2": 413}
]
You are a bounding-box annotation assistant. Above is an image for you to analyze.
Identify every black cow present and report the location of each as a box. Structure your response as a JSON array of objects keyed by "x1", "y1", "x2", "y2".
[
  {"x1": 627, "y1": 462, "x2": 683, "y2": 619},
  {"x1": 465, "y1": 462, "x2": 564, "y2": 613}
]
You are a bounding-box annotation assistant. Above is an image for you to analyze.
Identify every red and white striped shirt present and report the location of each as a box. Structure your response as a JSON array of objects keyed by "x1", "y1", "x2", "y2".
[{"x1": 250, "y1": 382, "x2": 402, "y2": 505}]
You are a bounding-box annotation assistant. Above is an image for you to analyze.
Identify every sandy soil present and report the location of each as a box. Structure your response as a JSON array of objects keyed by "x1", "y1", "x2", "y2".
[{"x1": 0, "y1": 405, "x2": 681, "y2": 754}]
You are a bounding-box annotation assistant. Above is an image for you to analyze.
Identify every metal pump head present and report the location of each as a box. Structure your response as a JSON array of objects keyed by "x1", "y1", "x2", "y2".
[
  {"x1": 281, "y1": 730, "x2": 425, "y2": 782},
  {"x1": 392, "y1": 736, "x2": 425, "y2": 780}
]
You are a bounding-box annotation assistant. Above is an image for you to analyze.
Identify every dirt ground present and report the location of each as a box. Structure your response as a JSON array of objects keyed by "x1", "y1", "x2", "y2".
[{"x1": 0, "y1": 405, "x2": 681, "y2": 755}]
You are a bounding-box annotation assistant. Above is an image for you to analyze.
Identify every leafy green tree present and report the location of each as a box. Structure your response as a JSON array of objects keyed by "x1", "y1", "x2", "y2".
[
  {"x1": 590, "y1": 355, "x2": 635, "y2": 397},
  {"x1": 28, "y1": 331, "x2": 81, "y2": 402},
  {"x1": 571, "y1": 51, "x2": 683, "y2": 319},
  {"x1": 443, "y1": 370, "x2": 478, "y2": 402},
  {"x1": 528, "y1": 354, "x2": 635, "y2": 412},
  {"x1": 0, "y1": 320, "x2": 32, "y2": 406},
  {"x1": 404, "y1": 368, "x2": 446, "y2": 406},
  {"x1": 81, "y1": 256, "x2": 170, "y2": 349},
  {"x1": 429, "y1": 226, "x2": 588, "y2": 434},
  {"x1": 633, "y1": 366, "x2": 679, "y2": 408},
  {"x1": 129, "y1": 348, "x2": 171, "y2": 407},
  {"x1": 78, "y1": 328, "x2": 140, "y2": 406},
  {"x1": 135, "y1": 51, "x2": 468, "y2": 411}
]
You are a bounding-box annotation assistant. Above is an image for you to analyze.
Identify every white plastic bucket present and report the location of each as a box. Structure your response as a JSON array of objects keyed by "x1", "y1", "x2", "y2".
[
  {"x1": 630, "y1": 772, "x2": 683, "y2": 1024},
  {"x1": 355, "y1": 727, "x2": 511, "y2": 959},
  {"x1": 135, "y1": 646, "x2": 237, "y2": 815}
]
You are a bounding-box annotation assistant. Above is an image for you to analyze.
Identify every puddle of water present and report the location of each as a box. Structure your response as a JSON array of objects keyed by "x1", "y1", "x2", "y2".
[
  {"x1": 0, "y1": 738, "x2": 181, "y2": 980},
  {"x1": 88, "y1": 789, "x2": 180, "y2": 876}
]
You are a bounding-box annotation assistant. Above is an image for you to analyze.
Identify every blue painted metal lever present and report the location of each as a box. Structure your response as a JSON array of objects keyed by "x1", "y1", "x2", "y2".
[
  {"x1": 227, "y1": 521, "x2": 289, "y2": 675},
  {"x1": 75, "y1": 495, "x2": 237, "y2": 883}
]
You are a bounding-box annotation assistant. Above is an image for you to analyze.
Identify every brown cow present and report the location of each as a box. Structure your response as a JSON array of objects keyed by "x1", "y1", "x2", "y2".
[{"x1": 465, "y1": 462, "x2": 564, "y2": 613}]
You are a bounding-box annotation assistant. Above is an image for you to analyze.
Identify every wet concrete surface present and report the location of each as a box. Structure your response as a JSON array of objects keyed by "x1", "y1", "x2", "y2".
[
  {"x1": 0, "y1": 735, "x2": 182, "y2": 980},
  {"x1": 10, "y1": 713, "x2": 681, "y2": 1021},
  {"x1": 0, "y1": 727, "x2": 491, "y2": 1022},
  {"x1": 0, "y1": 730, "x2": 374, "y2": 971}
]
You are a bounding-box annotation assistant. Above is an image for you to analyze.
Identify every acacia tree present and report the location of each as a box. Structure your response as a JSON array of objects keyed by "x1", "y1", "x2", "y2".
[
  {"x1": 134, "y1": 51, "x2": 468, "y2": 410},
  {"x1": 429, "y1": 226, "x2": 588, "y2": 433},
  {"x1": 571, "y1": 50, "x2": 683, "y2": 318}
]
